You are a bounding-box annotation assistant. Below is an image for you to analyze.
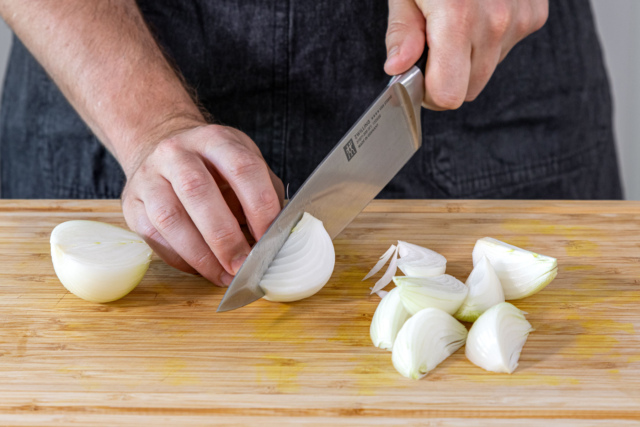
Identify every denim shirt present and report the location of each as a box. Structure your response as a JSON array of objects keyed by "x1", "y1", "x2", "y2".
[{"x1": 0, "y1": 0, "x2": 623, "y2": 199}]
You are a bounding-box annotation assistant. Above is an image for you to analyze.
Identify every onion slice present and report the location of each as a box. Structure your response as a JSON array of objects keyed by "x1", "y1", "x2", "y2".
[
  {"x1": 393, "y1": 274, "x2": 468, "y2": 316},
  {"x1": 472, "y1": 237, "x2": 558, "y2": 300},
  {"x1": 397, "y1": 241, "x2": 447, "y2": 277},
  {"x1": 392, "y1": 307, "x2": 468, "y2": 380},
  {"x1": 370, "y1": 287, "x2": 411, "y2": 350},
  {"x1": 259, "y1": 212, "x2": 335, "y2": 302},
  {"x1": 465, "y1": 302, "x2": 533, "y2": 374},
  {"x1": 454, "y1": 256, "x2": 505, "y2": 322},
  {"x1": 50, "y1": 220, "x2": 152, "y2": 303}
]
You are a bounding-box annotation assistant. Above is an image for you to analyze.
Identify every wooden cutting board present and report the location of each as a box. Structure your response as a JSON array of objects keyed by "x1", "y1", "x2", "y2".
[{"x1": 0, "y1": 200, "x2": 639, "y2": 426}]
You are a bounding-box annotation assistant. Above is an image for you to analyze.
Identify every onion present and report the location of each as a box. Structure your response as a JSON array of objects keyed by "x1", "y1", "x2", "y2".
[
  {"x1": 50, "y1": 220, "x2": 152, "y2": 303},
  {"x1": 259, "y1": 212, "x2": 335, "y2": 302},
  {"x1": 392, "y1": 307, "x2": 468, "y2": 380},
  {"x1": 472, "y1": 237, "x2": 558, "y2": 300},
  {"x1": 465, "y1": 302, "x2": 533, "y2": 374},
  {"x1": 454, "y1": 255, "x2": 505, "y2": 322},
  {"x1": 364, "y1": 241, "x2": 446, "y2": 294},
  {"x1": 393, "y1": 274, "x2": 468, "y2": 315},
  {"x1": 370, "y1": 287, "x2": 411, "y2": 350}
]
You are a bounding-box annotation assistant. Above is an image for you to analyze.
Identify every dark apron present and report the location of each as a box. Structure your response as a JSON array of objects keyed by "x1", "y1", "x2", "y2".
[{"x1": 0, "y1": 0, "x2": 623, "y2": 199}]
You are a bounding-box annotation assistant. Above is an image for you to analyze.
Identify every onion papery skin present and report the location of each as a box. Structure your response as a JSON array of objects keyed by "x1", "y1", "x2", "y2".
[
  {"x1": 454, "y1": 256, "x2": 505, "y2": 322},
  {"x1": 260, "y1": 212, "x2": 335, "y2": 302},
  {"x1": 370, "y1": 287, "x2": 411, "y2": 350},
  {"x1": 394, "y1": 274, "x2": 468, "y2": 316},
  {"x1": 50, "y1": 220, "x2": 152, "y2": 303},
  {"x1": 392, "y1": 308, "x2": 468, "y2": 379},
  {"x1": 472, "y1": 237, "x2": 558, "y2": 300},
  {"x1": 465, "y1": 302, "x2": 533, "y2": 374}
]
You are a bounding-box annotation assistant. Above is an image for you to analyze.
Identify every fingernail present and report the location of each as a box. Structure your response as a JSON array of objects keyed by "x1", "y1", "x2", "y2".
[
  {"x1": 221, "y1": 272, "x2": 234, "y2": 287},
  {"x1": 231, "y1": 254, "x2": 248, "y2": 275}
]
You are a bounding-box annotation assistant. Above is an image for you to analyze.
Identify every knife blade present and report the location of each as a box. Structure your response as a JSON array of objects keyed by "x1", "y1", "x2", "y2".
[{"x1": 217, "y1": 65, "x2": 424, "y2": 312}]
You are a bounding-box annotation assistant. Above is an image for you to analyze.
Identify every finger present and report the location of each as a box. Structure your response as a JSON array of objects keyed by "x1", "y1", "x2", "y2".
[
  {"x1": 160, "y1": 148, "x2": 252, "y2": 276},
  {"x1": 206, "y1": 136, "x2": 282, "y2": 243},
  {"x1": 142, "y1": 178, "x2": 230, "y2": 286},
  {"x1": 384, "y1": 0, "x2": 426, "y2": 76},
  {"x1": 422, "y1": 10, "x2": 472, "y2": 110},
  {"x1": 123, "y1": 196, "x2": 197, "y2": 275},
  {"x1": 268, "y1": 168, "x2": 285, "y2": 208}
]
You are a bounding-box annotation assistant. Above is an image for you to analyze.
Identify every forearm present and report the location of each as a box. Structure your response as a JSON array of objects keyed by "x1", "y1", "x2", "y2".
[{"x1": 0, "y1": 0, "x2": 205, "y2": 175}]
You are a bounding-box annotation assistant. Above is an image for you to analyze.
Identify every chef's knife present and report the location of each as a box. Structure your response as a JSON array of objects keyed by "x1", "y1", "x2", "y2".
[{"x1": 217, "y1": 64, "x2": 425, "y2": 312}]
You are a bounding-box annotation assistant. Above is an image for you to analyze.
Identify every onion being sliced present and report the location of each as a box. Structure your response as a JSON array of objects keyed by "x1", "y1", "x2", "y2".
[
  {"x1": 259, "y1": 212, "x2": 335, "y2": 302},
  {"x1": 465, "y1": 302, "x2": 533, "y2": 374},
  {"x1": 50, "y1": 220, "x2": 152, "y2": 303},
  {"x1": 397, "y1": 241, "x2": 447, "y2": 277},
  {"x1": 472, "y1": 237, "x2": 558, "y2": 300},
  {"x1": 392, "y1": 307, "x2": 468, "y2": 380},
  {"x1": 393, "y1": 274, "x2": 468, "y2": 315},
  {"x1": 454, "y1": 255, "x2": 505, "y2": 322},
  {"x1": 370, "y1": 287, "x2": 411, "y2": 350}
]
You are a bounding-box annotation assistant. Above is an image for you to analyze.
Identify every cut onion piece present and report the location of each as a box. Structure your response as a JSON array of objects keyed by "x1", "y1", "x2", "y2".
[
  {"x1": 394, "y1": 274, "x2": 468, "y2": 316},
  {"x1": 392, "y1": 307, "x2": 468, "y2": 380},
  {"x1": 50, "y1": 220, "x2": 152, "y2": 303},
  {"x1": 370, "y1": 287, "x2": 411, "y2": 350},
  {"x1": 259, "y1": 212, "x2": 335, "y2": 302},
  {"x1": 465, "y1": 302, "x2": 533, "y2": 374},
  {"x1": 397, "y1": 241, "x2": 446, "y2": 277},
  {"x1": 454, "y1": 255, "x2": 505, "y2": 322},
  {"x1": 362, "y1": 244, "x2": 396, "y2": 281},
  {"x1": 472, "y1": 237, "x2": 558, "y2": 300}
]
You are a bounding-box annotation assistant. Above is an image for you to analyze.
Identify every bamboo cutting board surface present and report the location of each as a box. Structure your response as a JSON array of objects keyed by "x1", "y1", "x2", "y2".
[{"x1": 0, "y1": 199, "x2": 639, "y2": 426}]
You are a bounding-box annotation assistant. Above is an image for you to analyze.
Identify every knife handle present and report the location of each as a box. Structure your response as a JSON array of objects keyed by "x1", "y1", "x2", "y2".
[{"x1": 415, "y1": 47, "x2": 428, "y2": 74}]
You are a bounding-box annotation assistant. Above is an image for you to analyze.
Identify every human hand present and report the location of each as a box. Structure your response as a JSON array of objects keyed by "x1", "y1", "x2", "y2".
[
  {"x1": 384, "y1": 0, "x2": 549, "y2": 110},
  {"x1": 121, "y1": 124, "x2": 284, "y2": 287}
]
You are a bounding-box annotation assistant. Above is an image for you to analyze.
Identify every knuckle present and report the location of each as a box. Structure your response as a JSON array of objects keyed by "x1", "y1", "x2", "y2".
[
  {"x1": 227, "y1": 152, "x2": 265, "y2": 181},
  {"x1": 189, "y1": 251, "x2": 214, "y2": 272},
  {"x1": 487, "y1": 3, "x2": 512, "y2": 39},
  {"x1": 386, "y1": 20, "x2": 412, "y2": 41},
  {"x1": 155, "y1": 137, "x2": 182, "y2": 158},
  {"x1": 209, "y1": 223, "x2": 238, "y2": 247},
  {"x1": 177, "y1": 169, "x2": 210, "y2": 198},
  {"x1": 151, "y1": 204, "x2": 182, "y2": 231},
  {"x1": 251, "y1": 189, "x2": 280, "y2": 215}
]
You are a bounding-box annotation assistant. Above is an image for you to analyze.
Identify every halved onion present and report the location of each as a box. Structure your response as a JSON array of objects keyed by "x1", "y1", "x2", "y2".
[
  {"x1": 393, "y1": 274, "x2": 468, "y2": 315},
  {"x1": 259, "y1": 212, "x2": 335, "y2": 302},
  {"x1": 454, "y1": 255, "x2": 505, "y2": 322},
  {"x1": 370, "y1": 287, "x2": 411, "y2": 350},
  {"x1": 465, "y1": 302, "x2": 533, "y2": 374},
  {"x1": 472, "y1": 238, "x2": 557, "y2": 300},
  {"x1": 50, "y1": 220, "x2": 152, "y2": 303},
  {"x1": 392, "y1": 307, "x2": 468, "y2": 379}
]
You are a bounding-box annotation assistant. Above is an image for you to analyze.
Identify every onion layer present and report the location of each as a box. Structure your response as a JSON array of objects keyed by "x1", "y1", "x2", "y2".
[
  {"x1": 465, "y1": 302, "x2": 533, "y2": 374},
  {"x1": 472, "y1": 237, "x2": 558, "y2": 300},
  {"x1": 370, "y1": 287, "x2": 411, "y2": 350},
  {"x1": 393, "y1": 274, "x2": 468, "y2": 315},
  {"x1": 454, "y1": 255, "x2": 505, "y2": 322},
  {"x1": 50, "y1": 220, "x2": 152, "y2": 303},
  {"x1": 259, "y1": 212, "x2": 335, "y2": 302},
  {"x1": 392, "y1": 307, "x2": 468, "y2": 379}
]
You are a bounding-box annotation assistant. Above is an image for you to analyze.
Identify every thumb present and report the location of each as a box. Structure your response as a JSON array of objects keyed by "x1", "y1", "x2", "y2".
[{"x1": 384, "y1": 0, "x2": 426, "y2": 76}]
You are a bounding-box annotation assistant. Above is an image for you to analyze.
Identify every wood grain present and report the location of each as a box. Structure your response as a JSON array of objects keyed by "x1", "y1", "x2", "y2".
[{"x1": 0, "y1": 200, "x2": 639, "y2": 426}]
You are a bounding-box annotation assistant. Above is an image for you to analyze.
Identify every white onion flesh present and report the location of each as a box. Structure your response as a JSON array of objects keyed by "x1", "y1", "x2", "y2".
[
  {"x1": 366, "y1": 241, "x2": 446, "y2": 294},
  {"x1": 50, "y1": 220, "x2": 152, "y2": 303},
  {"x1": 370, "y1": 287, "x2": 411, "y2": 350},
  {"x1": 259, "y1": 212, "x2": 335, "y2": 302},
  {"x1": 397, "y1": 241, "x2": 447, "y2": 277},
  {"x1": 393, "y1": 274, "x2": 468, "y2": 315},
  {"x1": 454, "y1": 256, "x2": 505, "y2": 322},
  {"x1": 465, "y1": 302, "x2": 533, "y2": 374},
  {"x1": 472, "y1": 237, "x2": 557, "y2": 300},
  {"x1": 392, "y1": 308, "x2": 468, "y2": 379}
]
